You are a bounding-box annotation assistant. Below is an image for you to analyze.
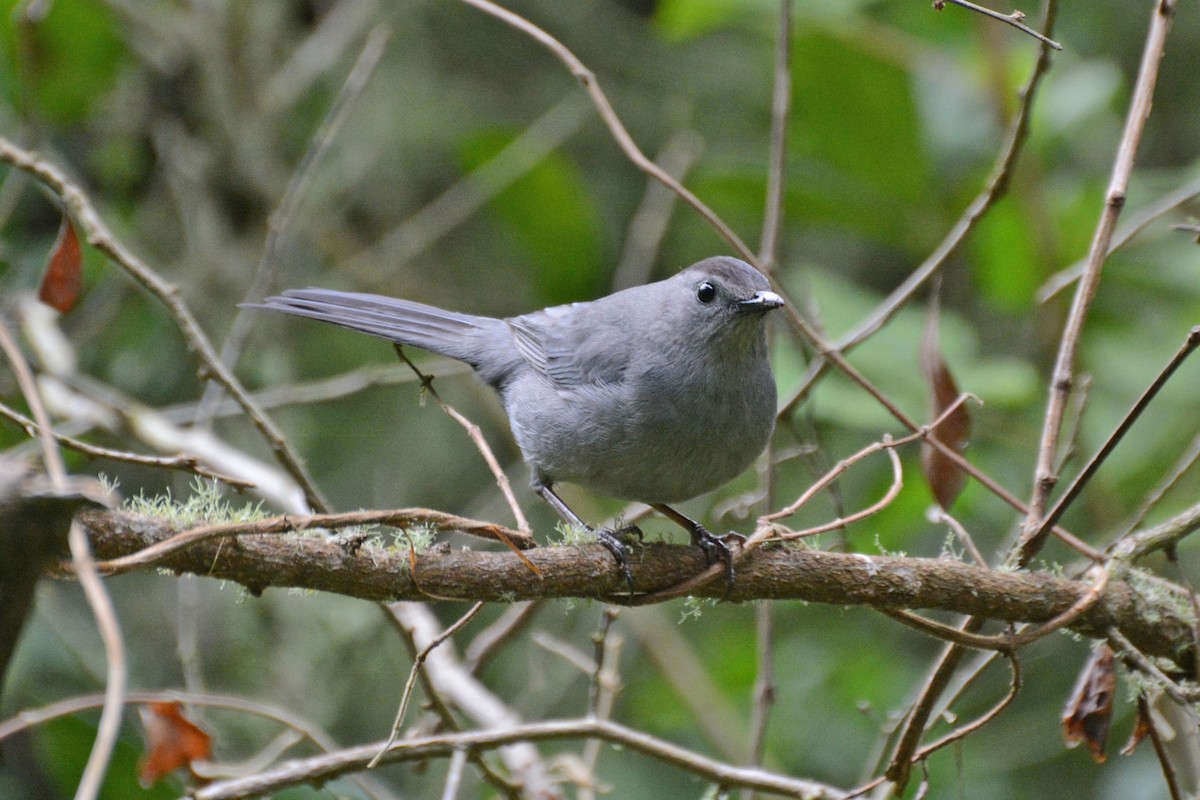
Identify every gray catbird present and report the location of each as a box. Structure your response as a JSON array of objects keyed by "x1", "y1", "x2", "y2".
[{"x1": 253, "y1": 256, "x2": 783, "y2": 593}]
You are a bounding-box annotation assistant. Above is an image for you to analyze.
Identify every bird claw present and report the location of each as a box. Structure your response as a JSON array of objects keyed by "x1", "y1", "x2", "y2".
[
  {"x1": 595, "y1": 527, "x2": 638, "y2": 593},
  {"x1": 691, "y1": 525, "x2": 744, "y2": 600}
]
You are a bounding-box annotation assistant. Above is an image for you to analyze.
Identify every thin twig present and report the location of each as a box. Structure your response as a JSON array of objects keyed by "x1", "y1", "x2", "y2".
[
  {"x1": 1121, "y1": 431, "x2": 1200, "y2": 540},
  {"x1": 0, "y1": 690, "x2": 401, "y2": 800},
  {"x1": 92, "y1": 508, "x2": 533, "y2": 574},
  {"x1": 372, "y1": 602, "x2": 487, "y2": 767},
  {"x1": 1038, "y1": 175, "x2": 1200, "y2": 301},
  {"x1": 911, "y1": 652, "x2": 1021, "y2": 760},
  {"x1": 0, "y1": 400, "x2": 254, "y2": 488},
  {"x1": 930, "y1": 508, "x2": 988, "y2": 568},
  {"x1": 780, "y1": 0, "x2": 1059, "y2": 415},
  {"x1": 882, "y1": 611, "x2": 1010, "y2": 652},
  {"x1": 611, "y1": 131, "x2": 704, "y2": 291},
  {"x1": 937, "y1": 0, "x2": 1062, "y2": 49},
  {"x1": 0, "y1": 137, "x2": 329, "y2": 513},
  {"x1": 1111, "y1": 501, "x2": 1200, "y2": 564},
  {"x1": 745, "y1": 601, "x2": 776, "y2": 800},
  {"x1": 396, "y1": 347, "x2": 530, "y2": 532},
  {"x1": 1108, "y1": 628, "x2": 1200, "y2": 708},
  {"x1": 381, "y1": 602, "x2": 555, "y2": 796},
  {"x1": 463, "y1": 602, "x2": 541, "y2": 674},
  {"x1": 764, "y1": 395, "x2": 970, "y2": 526},
  {"x1": 199, "y1": 24, "x2": 392, "y2": 423},
  {"x1": 348, "y1": 93, "x2": 591, "y2": 286},
  {"x1": 440, "y1": 747, "x2": 470, "y2": 800},
  {"x1": 460, "y1": 0, "x2": 756, "y2": 262},
  {"x1": 757, "y1": 0, "x2": 793, "y2": 273},
  {"x1": 1018, "y1": 0, "x2": 1176, "y2": 563},
  {"x1": 1018, "y1": 323, "x2": 1200, "y2": 565},
  {"x1": 192, "y1": 717, "x2": 846, "y2": 800},
  {"x1": 1137, "y1": 693, "x2": 1187, "y2": 800},
  {"x1": 0, "y1": 317, "x2": 126, "y2": 800},
  {"x1": 777, "y1": 446, "x2": 903, "y2": 540},
  {"x1": 580, "y1": 608, "x2": 623, "y2": 800}
]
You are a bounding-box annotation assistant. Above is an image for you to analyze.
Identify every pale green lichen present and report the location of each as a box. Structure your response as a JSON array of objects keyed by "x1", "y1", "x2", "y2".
[
  {"x1": 123, "y1": 477, "x2": 268, "y2": 526},
  {"x1": 679, "y1": 596, "x2": 717, "y2": 623}
]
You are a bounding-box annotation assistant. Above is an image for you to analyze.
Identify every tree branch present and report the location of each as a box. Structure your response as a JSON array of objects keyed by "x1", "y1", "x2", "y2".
[{"x1": 80, "y1": 511, "x2": 1195, "y2": 668}]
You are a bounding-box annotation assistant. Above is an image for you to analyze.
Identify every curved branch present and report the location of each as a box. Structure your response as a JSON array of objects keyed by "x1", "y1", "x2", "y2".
[{"x1": 191, "y1": 716, "x2": 843, "y2": 800}]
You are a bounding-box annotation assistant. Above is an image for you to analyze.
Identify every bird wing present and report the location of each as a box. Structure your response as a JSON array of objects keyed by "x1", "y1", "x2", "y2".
[{"x1": 507, "y1": 302, "x2": 629, "y2": 389}]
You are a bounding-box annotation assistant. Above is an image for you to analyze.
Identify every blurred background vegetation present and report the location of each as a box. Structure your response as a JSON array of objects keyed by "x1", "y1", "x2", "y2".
[{"x1": 2, "y1": 0, "x2": 1200, "y2": 797}]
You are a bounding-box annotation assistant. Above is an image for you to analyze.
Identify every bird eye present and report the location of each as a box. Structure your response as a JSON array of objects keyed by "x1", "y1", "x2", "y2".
[{"x1": 697, "y1": 282, "x2": 716, "y2": 303}]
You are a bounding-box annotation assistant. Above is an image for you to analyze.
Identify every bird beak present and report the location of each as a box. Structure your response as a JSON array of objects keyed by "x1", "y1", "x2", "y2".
[{"x1": 738, "y1": 291, "x2": 785, "y2": 312}]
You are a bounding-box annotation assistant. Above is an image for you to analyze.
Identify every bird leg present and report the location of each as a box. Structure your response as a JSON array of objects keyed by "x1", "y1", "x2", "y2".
[
  {"x1": 536, "y1": 484, "x2": 638, "y2": 592},
  {"x1": 651, "y1": 503, "x2": 744, "y2": 600}
]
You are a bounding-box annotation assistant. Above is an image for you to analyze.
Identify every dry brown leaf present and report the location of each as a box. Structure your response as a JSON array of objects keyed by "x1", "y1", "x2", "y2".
[
  {"x1": 1063, "y1": 644, "x2": 1116, "y2": 763},
  {"x1": 38, "y1": 215, "x2": 83, "y2": 313},
  {"x1": 138, "y1": 700, "x2": 213, "y2": 788},
  {"x1": 919, "y1": 289, "x2": 970, "y2": 509}
]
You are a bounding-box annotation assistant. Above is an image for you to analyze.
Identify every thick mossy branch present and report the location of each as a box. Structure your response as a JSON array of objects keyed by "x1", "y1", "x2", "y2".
[{"x1": 80, "y1": 510, "x2": 1194, "y2": 667}]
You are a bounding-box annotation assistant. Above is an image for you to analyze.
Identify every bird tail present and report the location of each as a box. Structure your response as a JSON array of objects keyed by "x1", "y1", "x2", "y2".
[{"x1": 250, "y1": 289, "x2": 500, "y2": 365}]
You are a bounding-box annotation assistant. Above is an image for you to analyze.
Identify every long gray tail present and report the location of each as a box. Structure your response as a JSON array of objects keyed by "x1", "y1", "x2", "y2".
[{"x1": 252, "y1": 289, "x2": 504, "y2": 367}]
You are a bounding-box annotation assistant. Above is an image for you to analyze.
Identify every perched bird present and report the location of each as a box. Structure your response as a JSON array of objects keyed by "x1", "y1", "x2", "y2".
[{"x1": 253, "y1": 256, "x2": 783, "y2": 593}]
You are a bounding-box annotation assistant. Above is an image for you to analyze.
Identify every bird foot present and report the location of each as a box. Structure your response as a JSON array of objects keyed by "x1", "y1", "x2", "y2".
[
  {"x1": 595, "y1": 524, "x2": 643, "y2": 593},
  {"x1": 690, "y1": 525, "x2": 745, "y2": 600}
]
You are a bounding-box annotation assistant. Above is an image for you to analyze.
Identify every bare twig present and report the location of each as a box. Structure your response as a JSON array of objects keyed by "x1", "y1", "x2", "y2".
[
  {"x1": 382, "y1": 602, "x2": 556, "y2": 796},
  {"x1": 937, "y1": 0, "x2": 1062, "y2": 49},
  {"x1": 0, "y1": 137, "x2": 328, "y2": 512},
  {"x1": 348, "y1": 93, "x2": 591, "y2": 286},
  {"x1": 92, "y1": 508, "x2": 533, "y2": 575},
  {"x1": 780, "y1": 0, "x2": 1059, "y2": 415},
  {"x1": 463, "y1": 602, "x2": 541, "y2": 674},
  {"x1": 372, "y1": 602, "x2": 487, "y2": 767},
  {"x1": 881, "y1": 611, "x2": 1011, "y2": 652},
  {"x1": 192, "y1": 717, "x2": 845, "y2": 800},
  {"x1": 758, "y1": 0, "x2": 793, "y2": 272},
  {"x1": 930, "y1": 508, "x2": 988, "y2": 568},
  {"x1": 1038, "y1": 175, "x2": 1200, "y2": 301},
  {"x1": 1108, "y1": 628, "x2": 1200, "y2": 709},
  {"x1": 0, "y1": 399, "x2": 254, "y2": 489},
  {"x1": 440, "y1": 747, "x2": 470, "y2": 800},
  {"x1": 580, "y1": 608, "x2": 623, "y2": 800},
  {"x1": 395, "y1": 347, "x2": 530, "y2": 532},
  {"x1": 1018, "y1": 0, "x2": 1176, "y2": 563},
  {"x1": 200, "y1": 24, "x2": 393, "y2": 421},
  {"x1": 612, "y1": 130, "x2": 704, "y2": 291},
  {"x1": 0, "y1": 690, "x2": 401, "y2": 800},
  {"x1": 911, "y1": 653, "x2": 1021, "y2": 761},
  {"x1": 460, "y1": 0, "x2": 756, "y2": 262},
  {"x1": 1111, "y1": 501, "x2": 1200, "y2": 563},
  {"x1": 1018, "y1": 323, "x2": 1200, "y2": 564},
  {"x1": 1121, "y1": 431, "x2": 1200, "y2": 539},
  {"x1": 1137, "y1": 693, "x2": 1187, "y2": 800},
  {"x1": 0, "y1": 317, "x2": 126, "y2": 800}
]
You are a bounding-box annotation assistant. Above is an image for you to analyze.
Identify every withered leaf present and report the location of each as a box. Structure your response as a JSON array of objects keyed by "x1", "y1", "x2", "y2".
[
  {"x1": 919, "y1": 287, "x2": 970, "y2": 510},
  {"x1": 138, "y1": 700, "x2": 212, "y2": 788},
  {"x1": 1063, "y1": 644, "x2": 1116, "y2": 763},
  {"x1": 38, "y1": 215, "x2": 84, "y2": 313}
]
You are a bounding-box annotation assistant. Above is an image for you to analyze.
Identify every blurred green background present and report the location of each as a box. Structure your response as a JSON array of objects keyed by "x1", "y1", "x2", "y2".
[{"x1": 2, "y1": 0, "x2": 1200, "y2": 797}]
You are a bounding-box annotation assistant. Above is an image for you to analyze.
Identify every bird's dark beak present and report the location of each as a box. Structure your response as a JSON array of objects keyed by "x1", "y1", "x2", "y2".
[{"x1": 737, "y1": 291, "x2": 785, "y2": 312}]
